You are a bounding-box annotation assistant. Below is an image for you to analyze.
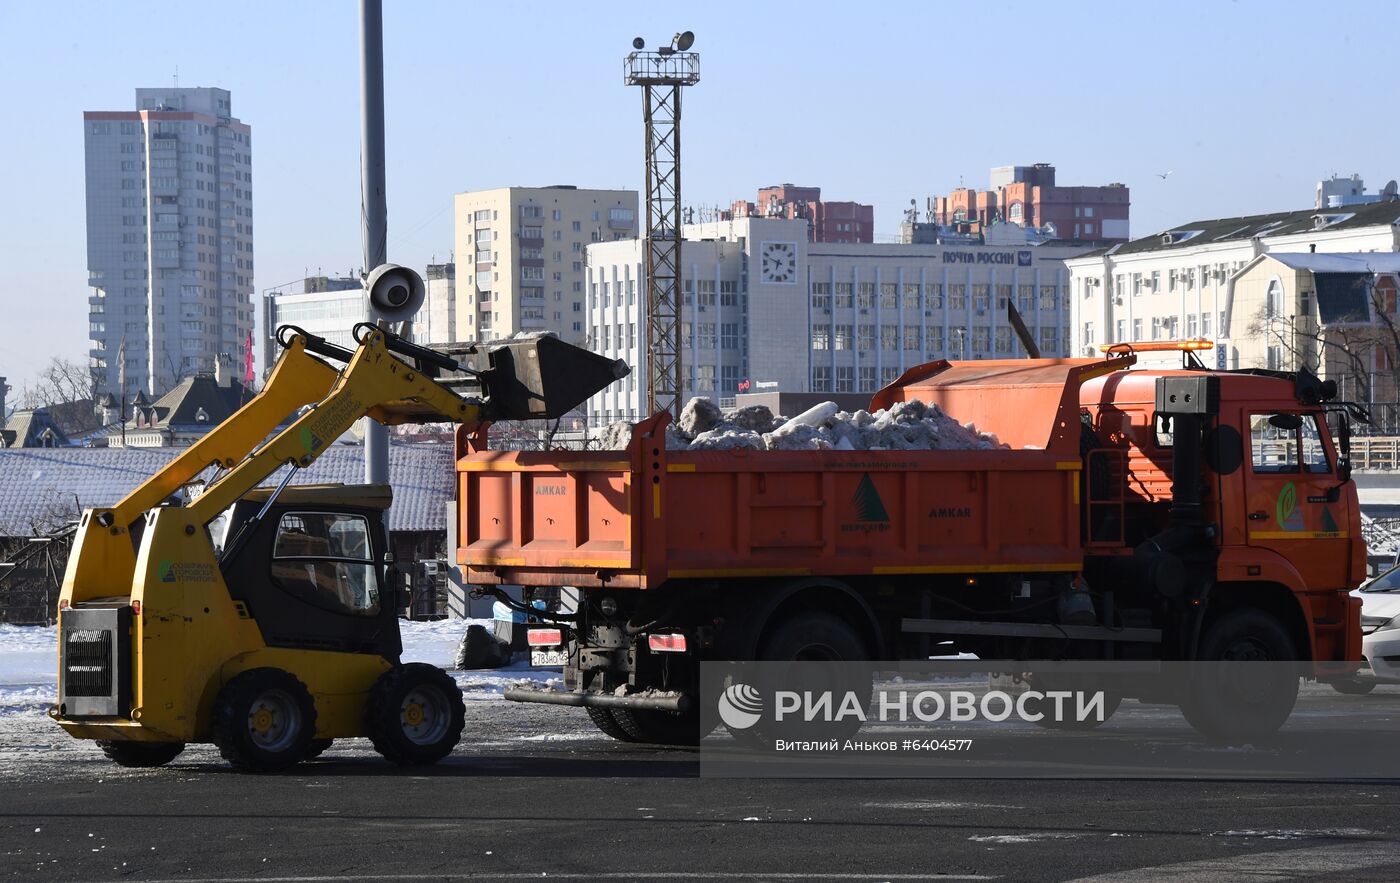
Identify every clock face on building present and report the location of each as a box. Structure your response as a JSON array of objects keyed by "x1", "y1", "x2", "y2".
[{"x1": 760, "y1": 241, "x2": 797, "y2": 284}]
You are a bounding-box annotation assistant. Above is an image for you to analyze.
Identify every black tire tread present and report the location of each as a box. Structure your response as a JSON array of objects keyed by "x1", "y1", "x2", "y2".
[
  {"x1": 365, "y1": 663, "x2": 466, "y2": 765},
  {"x1": 96, "y1": 740, "x2": 185, "y2": 768},
  {"x1": 586, "y1": 707, "x2": 639, "y2": 742},
  {"x1": 210, "y1": 668, "x2": 317, "y2": 774}
]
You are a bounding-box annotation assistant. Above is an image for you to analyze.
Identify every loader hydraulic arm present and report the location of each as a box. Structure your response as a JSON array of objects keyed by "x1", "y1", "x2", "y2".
[
  {"x1": 186, "y1": 326, "x2": 483, "y2": 524},
  {"x1": 95, "y1": 337, "x2": 341, "y2": 534}
]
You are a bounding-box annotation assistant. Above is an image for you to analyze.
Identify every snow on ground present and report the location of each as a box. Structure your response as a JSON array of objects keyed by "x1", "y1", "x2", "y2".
[{"x1": 0, "y1": 618, "x2": 560, "y2": 717}]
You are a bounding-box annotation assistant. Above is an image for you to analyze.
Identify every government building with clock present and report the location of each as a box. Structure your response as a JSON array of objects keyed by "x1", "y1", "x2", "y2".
[{"x1": 583, "y1": 216, "x2": 1094, "y2": 424}]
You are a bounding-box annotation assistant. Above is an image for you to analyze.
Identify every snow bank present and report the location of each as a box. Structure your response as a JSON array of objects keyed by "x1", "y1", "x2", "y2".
[{"x1": 598, "y1": 398, "x2": 1004, "y2": 453}]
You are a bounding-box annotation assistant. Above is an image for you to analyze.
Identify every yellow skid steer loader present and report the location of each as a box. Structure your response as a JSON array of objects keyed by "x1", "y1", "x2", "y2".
[{"x1": 52, "y1": 320, "x2": 626, "y2": 772}]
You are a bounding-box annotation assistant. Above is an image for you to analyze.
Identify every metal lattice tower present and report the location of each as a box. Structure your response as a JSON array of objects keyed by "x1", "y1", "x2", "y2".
[{"x1": 625, "y1": 39, "x2": 699, "y2": 418}]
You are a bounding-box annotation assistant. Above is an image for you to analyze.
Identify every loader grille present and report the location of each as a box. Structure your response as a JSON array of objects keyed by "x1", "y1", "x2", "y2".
[
  {"x1": 59, "y1": 605, "x2": 131, "y2": 717},
  {"x1": 63, "y1": 628, "x2": 113, "y2": 697}
]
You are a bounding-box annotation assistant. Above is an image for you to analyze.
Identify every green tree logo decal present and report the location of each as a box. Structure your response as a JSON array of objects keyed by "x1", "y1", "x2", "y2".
[
  {"x1": 854, "y1": 474, "x2": 890, "y2": 523},
  {"x1": 1275, "y1": 481, "x2": 1305, "y2": 531}
]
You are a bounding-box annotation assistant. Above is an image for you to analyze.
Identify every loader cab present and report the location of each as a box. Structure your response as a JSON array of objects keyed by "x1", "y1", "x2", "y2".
[{"x1": 217, "y1": 483, "x2": 403, "y2": 660}]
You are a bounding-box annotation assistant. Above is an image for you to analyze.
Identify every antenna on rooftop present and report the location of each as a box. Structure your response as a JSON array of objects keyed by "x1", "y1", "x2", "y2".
[{"x1": 174, "y1": 66, "x2": 179, "y2": 88}]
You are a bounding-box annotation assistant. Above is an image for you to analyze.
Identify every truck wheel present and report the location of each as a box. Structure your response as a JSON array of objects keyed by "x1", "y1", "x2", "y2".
[
  {"x1": 211, "y1": 668, "x2": 317, "y2": 773},
  {"x1": 1181, "y1": 609, "x2": 1299, "y2": 743},
  {"x1": 611, "y1": 707, "x2": 706, "y2": 746},
  {"x1": 305, "y1": 738, "x2": 334, "y2": 759},
  {"x1": 759, "y1": 610, "x2": 868, "y2": 662},
  {"x1": 1330, "y1": 676, "x2": 1377, "y2": 696},
  {"x1": 586, "y1": 707, "x2": 640, "y2": 742},
  {"x1": 1029, "y1": 693, "x2": 1123, "y2": 730},
  {"x1": 366, "y1": 663, "x2": 466, "y2": 765},
  {"x1": 96, "y1": 740, "x2": 185, "y2": 768}
]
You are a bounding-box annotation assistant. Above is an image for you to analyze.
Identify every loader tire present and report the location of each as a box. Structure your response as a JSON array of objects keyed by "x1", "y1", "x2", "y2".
[
  {"x1": 305, "y1": 738, "x2": 334, "y2": 759},
  {"x1": 97, "y1": 740, "x2": 185, "y2": 768},
  {"x1": 366, "y1": 663, "x2": 465, "y2": 765},
  {"x1": 1330, "y1": 676, "x2": 1377, "y2": 696},
  {"x1": 1180, "y1": 609, "x2": 1299, "y2": 744},
  {"x1": 211, "y1": 668, "x2": 317, "y2": 774},
  {"x1": 611, "y1": 707, "x2": 706, "y2": 746},
  {"x1": 586, "y1": 707, "x2": 640, "y2": 742}
]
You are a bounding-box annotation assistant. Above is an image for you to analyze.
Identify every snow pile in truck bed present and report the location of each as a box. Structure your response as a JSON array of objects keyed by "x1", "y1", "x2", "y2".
[{"x1": 599, "y1": 398, "x2": 1005, "y2": 452}]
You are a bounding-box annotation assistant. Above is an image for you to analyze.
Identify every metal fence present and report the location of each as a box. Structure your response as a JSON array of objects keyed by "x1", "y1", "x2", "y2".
[{"x1": 0, "y1": 526, "x2": 76, "y2": 624}]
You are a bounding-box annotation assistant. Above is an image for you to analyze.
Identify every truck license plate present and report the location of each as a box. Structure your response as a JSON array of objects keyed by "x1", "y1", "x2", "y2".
[{"x1": 531, "y1": 649, "x2": 566, "y2": 667}]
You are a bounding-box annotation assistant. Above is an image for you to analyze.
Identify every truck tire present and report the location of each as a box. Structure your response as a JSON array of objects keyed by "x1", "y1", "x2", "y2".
[
  {"x1": 1029, "y1": 692, "x2": 1123, "y2": 730},
  {"x1": 729, "y1": 610, "x2": 871, "y2": 745},
  {"x1": 366, "y1": 663, "x2": 466, "y2": 765},
  {"x1": 96, "y1": 740, "x2": 185, "y2": 768},
  {"x1": 1180, "y1": 609, "x2": 1299, "y2": 743},
  {"x1": 759, "y1": 610, "x2": 868, "y2": 662},
  {"x1": 305, "y1": 738, "x2": 334, "y2": 759},
  {"x1": 611, "y1": 707, "x2": 706, "y2": 746},
  {"x1": 586, "y1": 707, "x2": 640, "y2": 742},
  {"x1": 210, "y1": 668, "x2": 317, "y2": 773},
  {"x1": 1330, "y1": 676, "x2": 1376, "y2": 696}
]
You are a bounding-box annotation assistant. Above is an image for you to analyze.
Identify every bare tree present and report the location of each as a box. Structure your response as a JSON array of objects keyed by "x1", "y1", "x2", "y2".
[{"x1": 17, "y1": 357, "x2": 97, "y2": 409}]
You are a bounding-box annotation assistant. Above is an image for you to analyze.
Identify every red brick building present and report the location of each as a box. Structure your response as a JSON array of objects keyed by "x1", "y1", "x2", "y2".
[
  {"x1": 929, "y1": 164, "x2": 1129, "y2": 243},
  {"x1": 730, "y1": 184, "x2": 874, "y2": 243}
]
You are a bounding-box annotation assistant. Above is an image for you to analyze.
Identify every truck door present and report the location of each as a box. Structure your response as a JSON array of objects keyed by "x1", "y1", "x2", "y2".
[{"x1": 1243, "y1": 411, "x2": 1352, "y2": 590}]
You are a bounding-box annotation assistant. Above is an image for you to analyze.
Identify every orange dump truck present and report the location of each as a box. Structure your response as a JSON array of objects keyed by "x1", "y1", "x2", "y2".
[{"x1": 456, "y1": 354, "x2": 1366, "y2": 743}]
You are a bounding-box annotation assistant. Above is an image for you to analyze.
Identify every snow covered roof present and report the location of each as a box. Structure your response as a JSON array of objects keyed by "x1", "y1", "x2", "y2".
[
  {"x1": 1264, "y1": 252, "x2": 1400, "y2": 274},
  {"x1": 0, "y1": 443, "x2": 453, "y2": 536}
]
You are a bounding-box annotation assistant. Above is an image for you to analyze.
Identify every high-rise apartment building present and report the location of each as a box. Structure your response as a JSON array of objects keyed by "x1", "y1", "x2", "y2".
[
  {"x1": 84, "y1": 87, "x2": 254, "y2": 399},
  {"x1": 451, "y1": 186, "x2": 639, "y2": 344}
]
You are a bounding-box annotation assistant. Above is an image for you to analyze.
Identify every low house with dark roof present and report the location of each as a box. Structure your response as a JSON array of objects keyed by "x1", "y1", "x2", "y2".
[
  {"x1": 1066, "y1": 201, "x2": 1400, "y2": 379},
  {"x1": 1, "y1": 408, "x2": 69, "y2": 448},
  {"x1": 112, "y1": 370, "x2": 252, "y2": 448}
]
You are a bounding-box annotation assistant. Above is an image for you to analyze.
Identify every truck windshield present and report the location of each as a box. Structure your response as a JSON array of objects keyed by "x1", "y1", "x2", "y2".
[{"x1": 1249, "y1": 413, "x2": 1331, "y2": 474}]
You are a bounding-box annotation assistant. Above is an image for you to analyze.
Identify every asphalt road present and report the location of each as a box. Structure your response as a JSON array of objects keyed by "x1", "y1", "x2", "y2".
[{"x1": 4, "y1": 700, "x2": 1400, "y2": 883}]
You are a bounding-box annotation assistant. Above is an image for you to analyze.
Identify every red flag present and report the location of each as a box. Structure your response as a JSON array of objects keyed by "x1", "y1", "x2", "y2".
[{"x1": 244, "y1": 331, "x2": 255, "y2": 384}]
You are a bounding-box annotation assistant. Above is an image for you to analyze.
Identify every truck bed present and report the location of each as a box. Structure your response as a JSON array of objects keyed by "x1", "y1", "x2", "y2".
[{"x1": 455, "y1": 356, "x2": 1122, "y2": 590}]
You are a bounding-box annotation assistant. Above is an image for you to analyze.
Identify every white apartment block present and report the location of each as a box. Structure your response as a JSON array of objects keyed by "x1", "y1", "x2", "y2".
[
  {"x1": 1067, "y1": 201, "x2": 1400, "y2": 367},
  {"x1": 84, "y1": 87, "x2": 254, "y2": 399},
  {"x1": 260, "y1": 276, "x2": 363, "y2": 373},
  {"x1": 585, "y1": 217, "x2": 1092, "y2": 423},
  {"x1": 452, "y1": 186, "x2": 639, "y2": 345}
]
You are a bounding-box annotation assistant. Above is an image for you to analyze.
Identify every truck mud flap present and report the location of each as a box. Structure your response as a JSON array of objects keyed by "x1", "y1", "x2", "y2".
[{"x1": 503, "y1": 686, "x2": 690, "y2": 713}]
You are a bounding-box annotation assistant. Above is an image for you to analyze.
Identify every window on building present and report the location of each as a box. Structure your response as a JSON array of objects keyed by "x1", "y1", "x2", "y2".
[
  {"x1": 1083, "y1": 322, "x2": 1095, "y2": 346},
  {"x1": 858, "y1": 325, "x2": 875, "y2": 350},
  {"x1": 927, "y1": 284, "x2": 944, "y2": 309},
  {"x1": 812, "y1": 286, "x2": 831, "y2": 310},
  {"x1": 903, "y1": 284, "x2": 920, "y2": 309},
  {"x1": 904, "y1": 326, "x2": 921, "y2": 351},
  {"x1": 996, "y1": 284, "x2": 1012, "y2": 309},
  {"x1": 1132, "y1": 318, "x2": 1143, "y2": 341},
  {"x1": 811, "y1": 327, "x2": 830, "y2": 350},
  {"x1": 971, "y1": 326, "x2": 990, "y2": 353},
  {"x1": 722, "y1": 323, "x2": 739, "y2": 349},
  {"x1": 881, "y1": 325, "x2": 898, "y2": 350},
  {"x1": 972, "y1": 285, "x2": 990, "y2": 312},
  {"x1": 696, "y1": 323, "x2": 716, "y2": 348},
  {"x1": 1040, "y1": 327, "x2": 1057, "y2": 353},
  {"x1": 949, "y1": 285, "x2": 966, "y2": 310},
  {"x1": 835, "y1": 366, "x2": 854, "y2": 393},
  {"x1": 879, "y1": 283, "x2": 898, "y2": 309},
  {"x1": 834, "y1": 283, "x2": 853, "y2": 309},
  {"x1": 857, "y1": 283, "x2": 876, "y2": 309},
  {"x1": 812, "y1": 366, "x2": 831, "y2": 391},
  {"x1": 859, "y1": 366, "x2": 877, "y2": 391},
  {"x1": 697, "y1": 364, "x2": 715, "y2": 392},
  {"x1": 996, "y1": 327, "x2": 1011, "y2": 353},
  {"x1": 1115, "y1": 319, "x2": 1126, "y2": 343},
  {"x1": 835, "y1": 325, "x2": 853, "y2": 350}
]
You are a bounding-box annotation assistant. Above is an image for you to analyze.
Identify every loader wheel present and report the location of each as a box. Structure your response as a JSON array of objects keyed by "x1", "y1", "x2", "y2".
[
  {"x1": 211, "y1": 668, "x2": 317, "y2": 773},
  {"x1": 366, "y1": 663, "x2": 465, "y2": 765},
  {"x1": 305, "y1": 739, "x2": 334, "y2": 759},
  {"x1": 611, "y1": 707, "x2": 707, "y2": 746},
  {"x1": 586, "y1": 707, "x2": 640, "y2": 742},
  {"x1": 97, "y1": 740, "x2": 185, "y2": 768},
  {"x1": 1180, "y1": 609, "x2": 1299, "y2": 744},
  {"x1": 1330, "y1": 676, "x2": 1377, "y2": 696}
]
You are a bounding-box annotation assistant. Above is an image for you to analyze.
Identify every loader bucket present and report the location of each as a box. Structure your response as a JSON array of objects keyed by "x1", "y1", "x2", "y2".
[{"x1": 476, "y1": 335, "x2": 629, "y2": 421}]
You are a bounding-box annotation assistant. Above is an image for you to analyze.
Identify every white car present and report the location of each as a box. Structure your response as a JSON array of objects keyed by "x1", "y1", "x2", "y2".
[{"x1": 1334, "y1": 565, "x2": 1400, "y2": 693}]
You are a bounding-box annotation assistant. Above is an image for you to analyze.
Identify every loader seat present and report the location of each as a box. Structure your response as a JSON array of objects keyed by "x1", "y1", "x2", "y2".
[{"x1": 271, "y1": 532, "x2": 363, "y2": 612}]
